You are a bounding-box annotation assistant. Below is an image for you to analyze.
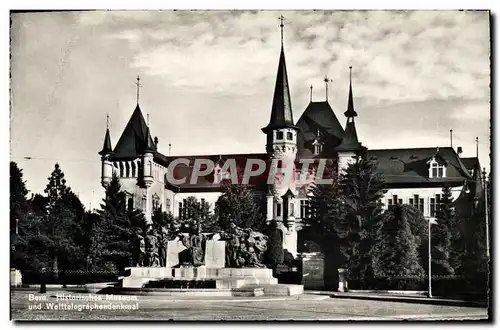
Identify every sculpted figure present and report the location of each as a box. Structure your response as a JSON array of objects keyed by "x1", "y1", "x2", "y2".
[
  {"x1": 146, "y1": 230, "x2": 160, "y2": 267},
  {"x1": 158, "y1": 227, "x2": 169, "y2": 267},
  {"x1": 182, "y1": 223, "x2": 206, "y2": 266}
]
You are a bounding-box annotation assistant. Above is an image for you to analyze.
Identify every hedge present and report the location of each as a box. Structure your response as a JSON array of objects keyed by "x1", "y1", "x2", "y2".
[{"x1": 20, "y1": 269, "x2": 121, "y2": 285}]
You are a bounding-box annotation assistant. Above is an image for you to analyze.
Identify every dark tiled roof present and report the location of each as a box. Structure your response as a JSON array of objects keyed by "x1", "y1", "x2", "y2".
[
  {"x1": 296, "y1": 101, "x2": 344, "y2": 155},
  {"x1": 367, "y1": 147, "x2": 472, "y2": 186},
  {"x1": 162, "y1": 153, "x2": 269, "y2": 192},
  {"x1": 112, "y1": 104, "x2": 156, "y2": 158},
  {"x1": 98, "y1": 128, "x2": 113, "y2": 156},
  {"x1": 262, "y1": 46, "x2": 296, "y2": 132},
  {"x1": 335, "y1": 121, "x2": 363, "y2": 152},
  {"x1": 460, "y1": 157, "x2": 480, "y2": 170}
]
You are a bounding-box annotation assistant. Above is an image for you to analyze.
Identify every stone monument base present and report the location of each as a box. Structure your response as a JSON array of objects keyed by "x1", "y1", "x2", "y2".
[
  {"x1": 119, "y1": 266, "x2": 303, "y2": 295},
  {"x1": 10, "y1": 269, "x2": 22, "y2": 287}
]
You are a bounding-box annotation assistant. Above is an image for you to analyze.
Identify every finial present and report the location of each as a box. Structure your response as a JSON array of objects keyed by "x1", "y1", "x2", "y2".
[
  {"x1": 476, "y1": 136, "x2": 479, "y2": 158},
  {"x1": 279, "y1": 15, "x2": 285, "y2": 46},
  {"x1": 135, "y1": 75, "x2": 142, "y2": 104},
  {"x1": 349, "y1": 66, "x2": 352, "y2": 81},
  {"x1": 168, "y1": 143, "x2": 172, "y2": 156},
  {"x1": 106, "y1": 113, "x2": 110, "y2": 129},
  {"x1": 450, "y1": 129, "x2": 453, "y2": 148},
  {"x1": 323, "y1": 75, "x2": 332, "y2": 101},
  {"x1": 309, "y1": 85, "x2": 313, "y2": 102}
]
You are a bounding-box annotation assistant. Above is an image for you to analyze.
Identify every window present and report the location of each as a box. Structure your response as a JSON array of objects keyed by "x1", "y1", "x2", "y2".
[
  {"x1": 127, "y1": 198, "x2": 133, "y2": 212},
  {"x1": 166, "y1": 198, "x2": 171, "y2": 212},
  {"x1": 430, "y1": 194, "x2": 441, "y2": 217},
  {"x1": 287, "y1": 132, "x2": 293, "y2": 141},
  {"x1": 388, "y1": 195, "x2": 402, "y2": 209},
  {"x1": 276, "y1": 203, "x2": 282, "y2": 217},
  {"x1": 300, "y1": 200, "x2": 309, "y2": 219},
  {"x1": 314, "y1": 144, "x2": 322, "y2": 155},
  {"x1": 276, "y1": 131, "x2": 284, "y2": 140},
  {"x1": 430, "y1": 161, "x2": 446, "y2": 178},
  {"x1": 152, "y1": 194, "x2": 160, "y2": 212},
  {"x1": 179, "y1": 202, "x2": 184, "y2": 219},
  {"x1": 409, "y1": 195, "x2": 424, "y2": 213},
  {"x1": 290, "y1": 202, "x2": 294, "y2": 216}
]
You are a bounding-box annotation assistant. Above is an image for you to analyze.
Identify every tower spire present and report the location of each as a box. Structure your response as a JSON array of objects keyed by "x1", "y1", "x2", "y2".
[
  {"x1": 279, "y1": 15, "x2": 284, "y2": 46},
  {"x1": 476, "y1": 136, "x2": 479, "y2": 158},
  {"x1": 135, "y1": 75, "x2": 142, "y2": 104},
  {"x1": 344, "y1": 66, "x2": 357, "y2": 118},
  {"x1": 310, "y1": 85, "x2": 313, "y2": 102},
  {"x1": 323, "y1": 75, "x2": 332, "y2": 101},
  {"x1": 99, "y1": 114, "x2": 113, "y2": 156},
  {"x1": 262, "y1": 17, "x2": 297, "y2": 136}
]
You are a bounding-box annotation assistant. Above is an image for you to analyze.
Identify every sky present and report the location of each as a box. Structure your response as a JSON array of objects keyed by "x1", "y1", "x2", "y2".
[{"x1": 10, "y1": 10, "x2": 491, "y2": 210}]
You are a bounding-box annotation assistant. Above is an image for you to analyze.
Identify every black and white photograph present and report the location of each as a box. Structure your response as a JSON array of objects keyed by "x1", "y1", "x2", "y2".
[{"x1": 9, "y1": 8, "x2": 492, "y2": 321}]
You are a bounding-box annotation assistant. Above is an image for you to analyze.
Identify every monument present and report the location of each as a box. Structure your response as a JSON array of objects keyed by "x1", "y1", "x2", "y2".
[{"x1": 112, "y1": 222, "x2": 303, "y2": 296}]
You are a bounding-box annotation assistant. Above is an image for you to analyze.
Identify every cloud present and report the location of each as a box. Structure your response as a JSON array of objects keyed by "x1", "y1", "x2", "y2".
[{"x1": 87, "y1": 10, "x2": 490, "y2": 105}]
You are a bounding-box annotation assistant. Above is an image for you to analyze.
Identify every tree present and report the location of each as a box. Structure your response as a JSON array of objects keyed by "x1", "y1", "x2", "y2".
[
  {"x1": 11, "y1": 161, "x2": 29, "y2": 226},
  {"x1": 263, "y1": 220, "x2": 284, "y2": 268},
  {"x1": 215, "y1": 179, "x2": 263, "y2": 231},
  {"x1": 42, "y1": 163, "x2": 82, "y2": 274},
  {"x1": 432, "y1": 184, "x2": 455, "y2": 275},
  {"x1": 376, "y1": 204, "x2": 424, "y2": 277},
  {"x1": 10, "y1": 162, "x2": 29, "y2": 268},
  {"x1": 340, "y1": 156, "x2": 387, "y2": 281},
  {"x1": 93, "y1": 172, "x2": 146, "y2": 271}
]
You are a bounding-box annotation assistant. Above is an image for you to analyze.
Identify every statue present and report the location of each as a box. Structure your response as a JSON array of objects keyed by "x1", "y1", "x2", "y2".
[
  {"x1": 146, "y1": 228, "x2": 160, "y2": 267},
  {"x1": 158, "y1": 227, "x2": 169, "y2": 267},
  {"x1": 135, "y1": 232, "x2": 146, "y2": 267},
  {"x1": 221, "y1": 223, "x2": 268, "y2": 268},
  {"x1": 181, "y1": 223, "x2": 206, "y2": 266}
]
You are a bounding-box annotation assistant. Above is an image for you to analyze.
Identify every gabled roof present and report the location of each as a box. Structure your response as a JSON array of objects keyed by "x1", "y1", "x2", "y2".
[
  {"x1": 367, "y1": 147, "x2": 472, "y2": 186},
  {"x1": 112, "y1": 104, "x2": 156, "y2": 158},
  {"x1": 262, "y1": 46, "x2": 297, "y2": 133},
  {"x1": 98, "y1": 128, "x2": 113, "y2": 156},
  {"x1": 296, "y1": 101, "x2": 344, "y2": 155}
]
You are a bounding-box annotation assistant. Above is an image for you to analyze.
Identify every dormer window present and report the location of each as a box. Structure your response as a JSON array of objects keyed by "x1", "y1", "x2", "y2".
[
  {"x1": 428, "y1": 156, "x2": 447, "y2": 178},
  {"x1": 314, "y1": 144, "x2": 322, "y2": 155},
  {"x1": 276, "y1": 131, "x2": 284, "y2": 140},
  {"x1": 429, "y1": 161, "x2": 446, "y2": 178}
]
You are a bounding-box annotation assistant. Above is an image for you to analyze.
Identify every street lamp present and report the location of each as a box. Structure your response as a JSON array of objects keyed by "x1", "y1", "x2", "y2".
[{"x1": 426, "y1": 216, "x2": 437, "y2": 298}]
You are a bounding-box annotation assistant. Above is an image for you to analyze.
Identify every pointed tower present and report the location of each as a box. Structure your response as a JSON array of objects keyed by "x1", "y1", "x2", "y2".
[
  {"x1": 142, "y1": 124, "x2": 156, "y2": 188},
  {"x1": 98, "y1": 115, "x2": 114, "y2": 187},
  {"x1": 263, "y1": 16, "x2": 299, "y2": 257},
  {"x1": 335, "y1": 66, "x2": 365, "y2": 174}
]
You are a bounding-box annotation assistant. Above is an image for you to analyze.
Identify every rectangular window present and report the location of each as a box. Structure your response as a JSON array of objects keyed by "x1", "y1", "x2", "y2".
[
  {"x1": 387, "y1": 199, "x2": 393, "y2": 209},
  {"x1": 178, "y1": 202, "x2": 183, "y2": 219},
  {"x1": 290, "y1": 202, "x2": 294, "y2": 216},
  {"x1": 182, "y1": 199, "x2": 187, "y2": 219},
  {"x1": 438, "y1": 167, "x2": 444, "y2": 178},
  {"x1": 166, "y1": 198, "x2": 171, "y2": 212},
  {"x1": 276, "y1": 203, "x2": 281, "y2": 217},
  {"x1": 430, "y1": 194, "x2": 441, "y2": 217},
  {"x1": 419, "y1": 198, "x2": 424, "y2": 213},
  {"x1": 276, "y1": 131, "x2": 284, "y2": 140},
  {"x1": 300, "y1": 200, "x2": 307, "y2": 219},
  {"x1": 398, "y1": 199, "x2": 403, "y2": 205},
  {"x1": 287, "y1": 132, "x2": 293, "y2": 140}
]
